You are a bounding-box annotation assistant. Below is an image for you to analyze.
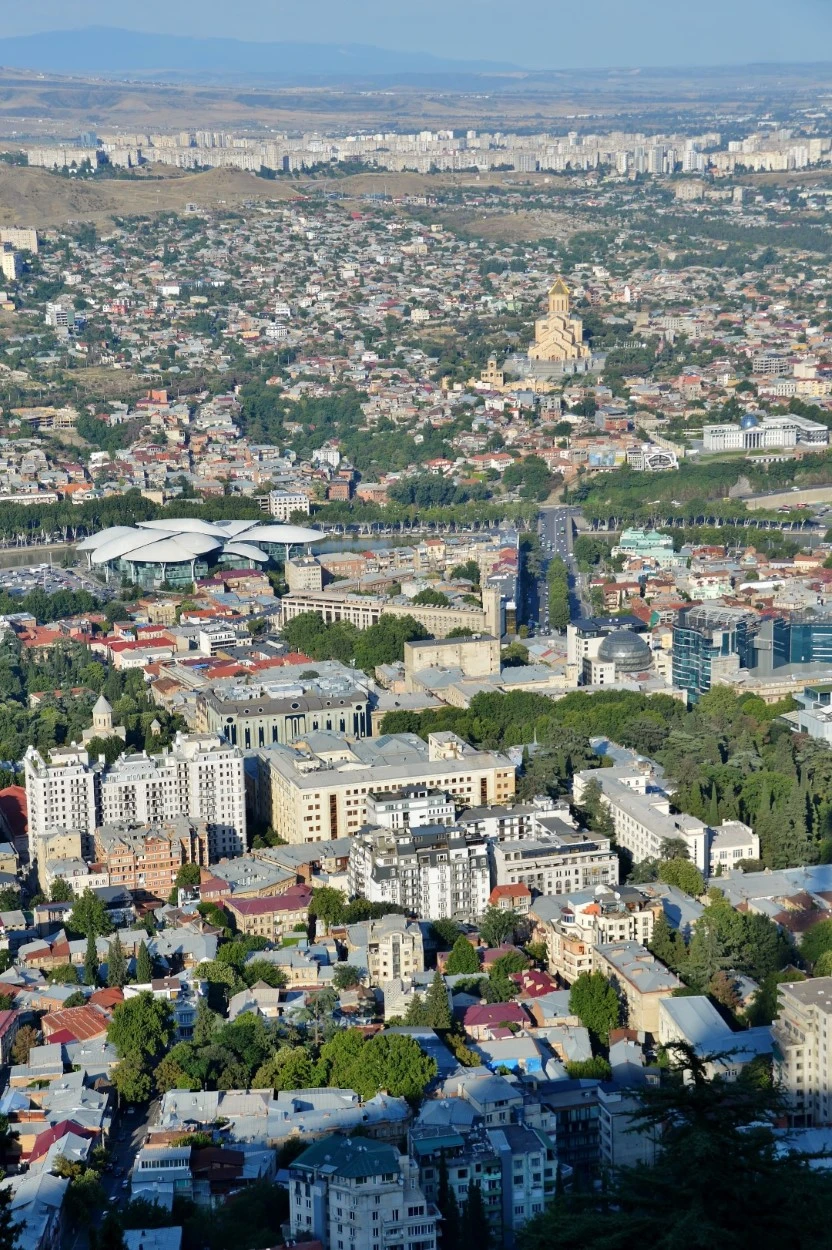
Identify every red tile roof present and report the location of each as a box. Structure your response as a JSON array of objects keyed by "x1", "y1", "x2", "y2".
[
  {"x1": 0, "y1": 786, "x2": 26, "y2": 842},
  {"x1": 226, "y1": 885, "x2": 312, "y2": 917},
  {"x1": 29, "y1": 1120, "x2": 96, "y2": 1162},
  {"x1": 42, "y1": 1005, "x2": 108, "y2": 1042}
]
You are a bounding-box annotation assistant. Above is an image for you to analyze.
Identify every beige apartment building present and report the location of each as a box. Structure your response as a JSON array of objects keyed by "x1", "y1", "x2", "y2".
[
  {"x1": 253, "y1": 731, "x2": 515, "y2": 845},
  {"x1": 403, "y1": 634, "x2": 500, "y2": 692},
  {"x1": 773, "y1": 977, "x2": 832, "y2": 1126},
  {"x1": 346, "y1": 914, "x2": 425, "y2": 986},
  {"x1": 534, "y1": 887, "x2": 658, "y2": 985},
  {"x1": 278, "y1": 584, "x2": 503, "y2": 640},
  {"x1": 593, "y1": 941, "x2": 682, "y2": 1036}
]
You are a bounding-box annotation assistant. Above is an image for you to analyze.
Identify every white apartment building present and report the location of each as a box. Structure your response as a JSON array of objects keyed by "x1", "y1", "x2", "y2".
[
  {"x1": 366, "y1": 786, "x2": 455, "y2": 831},
  {"x1": 289, "y1": 1134, "x2": 437, "y2": 1250},
  {"x1": 25, "y1": 733, "x2": 246, "y2": 864},
  {"x1": 573, "y1": 764, "x2": 709, "y2": 872},
  {"x1": 773, "y1": 977, "x2": 832, "y2": 1126},
  {"x1": 266, "y1": 489, "x2": 310, "y2": 520},
  {"x1": 24, "y1": 746, "x2": 99, "y2": 865},
  {"x1": 347, "y1": 824, "x2": 490, "y2": 921},
  {"x1": 491, "y1": 814, "x2": 619, "y2": 897}
]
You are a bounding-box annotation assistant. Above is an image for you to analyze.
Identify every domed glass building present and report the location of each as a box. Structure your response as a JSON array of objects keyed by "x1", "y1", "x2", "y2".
[{"x1": 597, "y1": 629, "x2": 653, "y2": 674}]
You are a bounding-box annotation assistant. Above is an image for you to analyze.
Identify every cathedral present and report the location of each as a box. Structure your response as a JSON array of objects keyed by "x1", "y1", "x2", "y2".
[{"x1": 528, "y1": 277, "x2": 591, "y2": 363}]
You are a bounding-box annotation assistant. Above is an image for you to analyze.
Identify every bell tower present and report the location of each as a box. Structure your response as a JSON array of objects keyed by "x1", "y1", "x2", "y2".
[{"x1": 548, "y1": 276, "x2": 570, "y2": 314}]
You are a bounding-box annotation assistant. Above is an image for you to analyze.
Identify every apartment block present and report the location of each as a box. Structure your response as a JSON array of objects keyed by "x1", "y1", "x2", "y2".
[
  {"x1": 573, "y1": 763, "x2": 709, "y2": 872},
  {"x1": 265, "y1": 489, "x2": 310, "y2": 520},
  {"x1": 593, "y1": 941, "x2": 682, "y2": 1036},
  {"x1": 94, "y1": 818, "x2": 213, "y2": 900},
  {"x1": 773, "y1": 977, "x2": 832, "y2": 1126},
  {"x1": 491, "y1": 815, "x2": 618, "y2": 898},
  {"x1": 25, "y1": 733, "x2": 246, "y2": 865},
  {"x1": 347, "y1": 824, "x2": 491, "y2": 921},
  {"x1": 531, "y1": 886, "x2": 657, "y2": 985},
  {"x1": 23, "y1": 746, "x2": 99, "y2": 865},
  {"x1": 366, "y1": 787, "x2": 455, "y2": 831},
  {"x1": 289, "y1": 1134, "x2": 438, "y2": 1250},
  {"x1": 346, "y1": 915, "x2": 425, "y2": 986},
  {"x1": 253, "y1": 732, "x2": 515, "y2": 845}
]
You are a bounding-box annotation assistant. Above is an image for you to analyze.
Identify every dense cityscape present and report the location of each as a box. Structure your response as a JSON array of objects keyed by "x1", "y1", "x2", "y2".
[{"x1": 2, "y1": 17, "x2": 832, "y2": 1250}]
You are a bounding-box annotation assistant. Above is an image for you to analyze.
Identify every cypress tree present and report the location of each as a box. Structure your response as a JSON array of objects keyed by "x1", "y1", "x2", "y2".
[
  {"x1": 136, "y1": 940, "x2": 153, "y2": 984},
  {"x1": 425, "y1": 970, "x2": 452, "y2": 1031},
  {"x1": 107, "y1": 933, "x2": 127, "y2": 988},
  {"x1": 84, "y1": 932, "x2": 99, "y2": 987}
]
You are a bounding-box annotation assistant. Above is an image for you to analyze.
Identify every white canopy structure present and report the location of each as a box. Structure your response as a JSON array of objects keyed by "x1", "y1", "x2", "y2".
[{"x1": 77, "y1": 518, "x2": 323, "y2": 587}]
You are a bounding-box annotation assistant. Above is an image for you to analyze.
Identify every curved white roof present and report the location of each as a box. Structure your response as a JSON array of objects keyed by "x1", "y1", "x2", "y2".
[
  {"x1": 85, "y1": 518, "x2": 323, "y2": 569},
  {"x1": 77, "y1": 526, "x2": 138, "y2": 552},
  {"x1": 136, "y1": 518, "x2": 225, "y2": 537},
  {"x1": 223, "y1": 542, "x2": 270, "y2": 563},
  {"x1": 122, "y1": 535, "x2": 222, "y2": 564},
  {"x1": 215, "y1": 520, "x2": 261, "y2": 537},
  {"x1": 91, "y1": 528, "x2": 178, "y2": 565},
  {"x1": 241, "y1": 523, "x2": 322, "y2": 545}
]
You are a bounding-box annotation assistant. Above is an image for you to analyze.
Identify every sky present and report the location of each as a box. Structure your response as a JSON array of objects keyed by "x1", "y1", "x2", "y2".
[{"x1": 5, "y1": 0, "x2": 832, "y2": 70}]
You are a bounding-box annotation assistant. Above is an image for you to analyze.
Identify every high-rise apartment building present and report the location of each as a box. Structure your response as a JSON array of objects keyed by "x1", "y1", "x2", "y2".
[
  {"x1": 773, "y1": 977, "x2": 832, "y2": 1126},
  {"x1": 24, "y1": 733, "x2": 246, "y2": 865},
  {"x1": 347, "y1": 823, "x2": 491, "y2": 921},
  {"x1": 289, "y1": 1134, "x2": 438, "y2": 1250}
]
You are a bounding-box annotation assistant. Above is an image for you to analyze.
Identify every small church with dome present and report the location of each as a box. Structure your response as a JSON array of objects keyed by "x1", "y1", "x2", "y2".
[
  {"x1": 81, "y1": 694, "x2": 127, "y2": 746},
  {"x1": 528, "y1": 277, "x2": 591, "y2": 364}
]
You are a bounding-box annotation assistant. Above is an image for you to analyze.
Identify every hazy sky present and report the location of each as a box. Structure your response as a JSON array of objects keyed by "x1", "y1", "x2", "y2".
[{"x1": 7, "y1": 0, "x2": 832, "y2": 69}]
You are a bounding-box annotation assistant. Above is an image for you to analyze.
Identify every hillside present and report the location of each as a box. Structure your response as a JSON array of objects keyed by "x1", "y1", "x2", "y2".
[{"x1": 0, "y1": 166, "x2": 301, "y2": 227}]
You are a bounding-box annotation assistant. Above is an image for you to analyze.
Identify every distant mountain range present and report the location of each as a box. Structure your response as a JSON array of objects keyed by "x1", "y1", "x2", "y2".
[{"x1": 0, "y1": 27, "x2": 520, "y2": 80}]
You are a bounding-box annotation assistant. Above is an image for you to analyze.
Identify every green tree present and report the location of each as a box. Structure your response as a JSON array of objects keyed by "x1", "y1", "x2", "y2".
[
  {"x1": 253, "y1": 1047, "x2": 314, "y2": 1092},
  {"x1": 112, "y1": 1055, "x2": 152, "y2": 1105},
  {"x1": 69, "y1": 888, "x2": 113, "y2": 938},
  {"x1": 107, "y1": 992, "x2": 175, "y2": 1063},
  {"x1": 84, "y1": 932, "x2": 99, "y2": 987},
  {"x1": 0, "y1": 1184, "x2": 21, "y2": 1250},
  {"x1": 430, "y1": 918, "x2": 463, "y2": 948},
  {"x1": 11, "y1": 1025, "x2": 38, "y2": 1064},
  {"x1": 569, "y1": 971, "x2": 620, "y2": 1045},
  {"x1": 739, "y1": 965, "x2": 799, "y2": 1025},
  {"x1": 309, "y1": 886, "x2": 347, "y2": 932},
  {"x1": 445, "y1": 935, "x2": 481, "y2": 975},
  {"x1": 658, "y1": 858, "x2": 705, "y2": 896},
  {"x1": 425, "y1": 971, "x2": 452, "y2": 1031},
  {"x1": 136, "y1": 940, "x2": 153, "y2": 983},
  {"x1": 332, "y1": 965, "x2": 363, "y2": 990},
  {"x1": 648, "y1": 912, "x2": 687, "y2": 974},
  {"x1": 566, "y1": 1056, "x2": 613, "y2": 1079},
  {"x1": 50, "y1": 878, "x2": 75, "y2": 903},
  {"x1": 47, "y1": 963, "x2": 78, "y2": 985},
  {"x1": 479, "y1": 906, "x2": 520, "y2": 948},
  {"x1": 107, "y1": 933, "x2": 127, "y2": 988},
  {"x1": 461, "y1": 1179, "x2": 491, "y2": 1248},
  {"x1": 518, "y1": 1043, "x2": 832, "y2": 1250},
  {"x1": 800, "y1": 919, "x2": 832, "y2": 967}
]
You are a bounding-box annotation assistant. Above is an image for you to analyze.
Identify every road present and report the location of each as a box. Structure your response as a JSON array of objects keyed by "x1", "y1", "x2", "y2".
[
  {"x1": 536, "y1": 505, "x2": 589, "y2": 631},
  {"x1": 63, "y1": 1100, "x2": 157, "y2": 1250}
]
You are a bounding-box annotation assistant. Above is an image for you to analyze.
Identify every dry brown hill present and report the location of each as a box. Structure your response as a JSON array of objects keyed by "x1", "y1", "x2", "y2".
[{"x1": 0, "y1": 165, "x2": 301, "y2": 227}]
